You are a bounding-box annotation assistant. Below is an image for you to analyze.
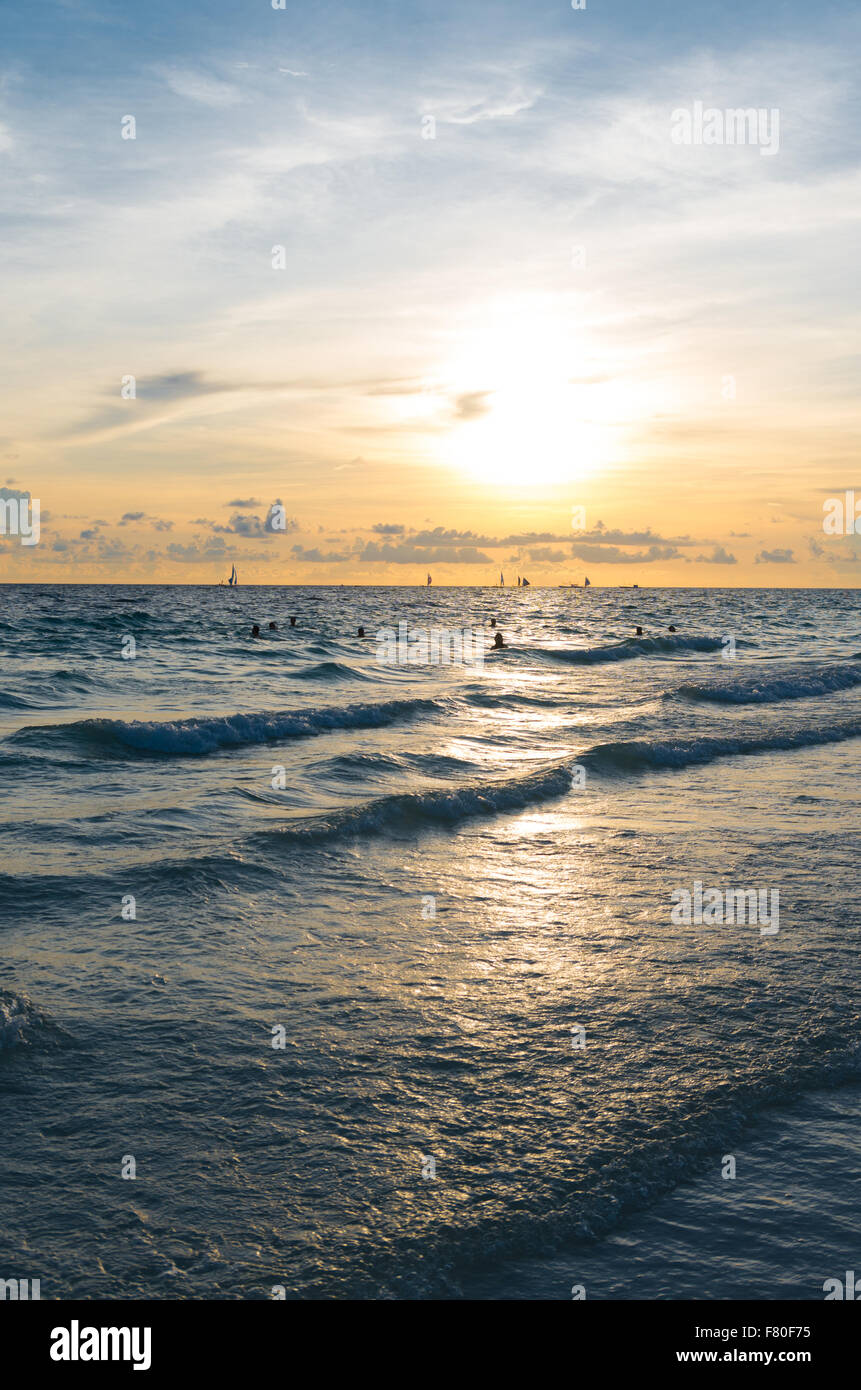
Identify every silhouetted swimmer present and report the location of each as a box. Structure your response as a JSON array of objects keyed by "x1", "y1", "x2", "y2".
[
  {"x1": 251, "y1": 624, "x2": 261, "y2": 638},
  {"x1": 492, "y1": 631, "x2": 506, "y2": 649},
  {"x1": 268, "y1": 621, "x2": 278, "y2": 631},
  {"x1": 668, "y1": 625, "x2": 677, "y2": 633},
  {"x1": 490, "y1": 618, "x2": 497, "y2": 628},
  {"x1": 635, "y1": 626, "x2": 643, "y2": 636},
  {"x1": 358, "y1": 626, "x2": 366, "y2": 638},
  {"x1": 289, "y1": 616, "x2": 297, "y2": 627}
]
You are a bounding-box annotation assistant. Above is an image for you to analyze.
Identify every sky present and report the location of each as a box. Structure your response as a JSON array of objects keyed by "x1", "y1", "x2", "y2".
[{"x1": 1, "y1": 0, "x2": 860, "y2": 585}]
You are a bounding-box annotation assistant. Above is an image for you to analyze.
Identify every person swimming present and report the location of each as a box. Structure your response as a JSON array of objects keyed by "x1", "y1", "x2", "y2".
[
  {"x1": 668, "y1": 625, "x2": 677, "y2": 632},
  {"x1": 358, "y1": 626, "x2": 366, "y2": 637},
  {"x1": 251, "y1": 624, "x2": 261, "y2": 638},
  {"x1": 492, "y1": 631, "x2": 506, "y2": 649},
  {"x1": 635, "y1": 626, "x2": 643, "y2": 636},
  {"x1": 289, "y1": 616, "x2": 296, "y2": 627},
  {"x1": 490, "y1": 618, "x2": 497, "y2": 628},
  {"x1": 268, "y1": 621, "x2": 278, "y2": 631}
]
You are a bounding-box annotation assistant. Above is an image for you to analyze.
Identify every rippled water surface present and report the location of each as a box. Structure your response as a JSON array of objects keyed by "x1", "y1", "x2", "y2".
[{"x1": 1, "y1": 584, "x2": 859, "y2": 1298}]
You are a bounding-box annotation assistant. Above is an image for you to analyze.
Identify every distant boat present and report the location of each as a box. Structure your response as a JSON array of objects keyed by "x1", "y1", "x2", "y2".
[
  {"x1": 427, "y1": 573, "x2": 432, "y2": 586},
  {"x1": 499, "y1": 570, "x2": 505, "y2": 586},
  {"x1": 228, "y1": 564, "x2": 238, "y2": 586},
  {"x1": 522, "y1": 576, "x2": 530, "y2": 587},
  {"x1": 517, "y1": 575, "x2": 521, "y2": 586},
  {"x1": 584, "y1": 576, "x2": 591, "y2": 588}
]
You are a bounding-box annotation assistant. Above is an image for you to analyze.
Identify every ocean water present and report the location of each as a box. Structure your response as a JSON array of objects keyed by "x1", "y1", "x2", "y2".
[{"x1": 1, "y1": 583, "x2": 859, "y2": 1300}]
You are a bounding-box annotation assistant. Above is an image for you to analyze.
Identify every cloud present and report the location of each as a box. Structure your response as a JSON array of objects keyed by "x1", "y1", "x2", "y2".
[
  {"x1": 808, "y1": 535, "x2": 861, "y2": 569},
  {"x1": 359, "y1": 540, "x2": 491, "y2": 564},
  {"x1": 290, "y1": 544, "x2": 350, "y2": 563},
  {"x1": 118, "y1": 512, "x2": 174, "y2": 531},
  {"x1": 696, "y1": 545, "x2": 738, "y2": 564},
  {"x1": 499, "y1": 532, "x2": 571, "y2": 545},
  {"x1": 158, "y1": 67, "x2": 242, "y2": 108},
  {"x1": 526, "y1": 547, "x2": 566, "y2": 563},
  {"x1": 582, "y1": 522, "x2": 696, "y2": 546},
  {"x1": 425, "y1": 77, "x2": 540, "y2": 129},
  {"x1": 227, "y1": 497, "x2": 261, "y2": 508},
  {"x1": 409, "y1": 526, "x2": 497, "y2": 547},
  {"x1": 135, "y1": 372, "x2": 228, "y2": 402},
  {"x1": 264, "y1": 500, "x2": 297, "y2": 534},
  {"x1": 571, "y1": 542, "x2": 684, "y2": 564},
  {"x1": 755, "y1": 548, "x2": 796, "y2": 563},
  {"x1": 453, "y1": 390, "x2": 493, "y2": 420},
  {"x1": 166, "y1": 538, "x2": 229, "y2": 563},
  {"x1": 213, "y1": 505, "x2": 298, "y2": 538},
  {"x1": 372, "y1": 522, "x2": 405, "y2": 535}
]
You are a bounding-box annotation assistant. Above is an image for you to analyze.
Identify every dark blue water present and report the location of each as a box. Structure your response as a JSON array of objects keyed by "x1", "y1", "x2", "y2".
[{"x1": 1, "y1": 584, "x2": 860, "y2": 1298}]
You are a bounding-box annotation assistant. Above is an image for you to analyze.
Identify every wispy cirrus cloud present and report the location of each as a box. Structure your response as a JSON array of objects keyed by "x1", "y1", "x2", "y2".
[{"x1": 156, "y1": 67, "x2": 242, "y2": 108}]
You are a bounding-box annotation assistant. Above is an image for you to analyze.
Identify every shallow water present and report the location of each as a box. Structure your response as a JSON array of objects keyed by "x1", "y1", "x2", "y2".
[{"x1": 1, "y1": 584, "x2": 859, "y2": 1298}]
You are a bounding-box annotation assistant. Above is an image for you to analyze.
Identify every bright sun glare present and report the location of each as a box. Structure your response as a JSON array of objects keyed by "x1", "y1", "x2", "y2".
[{"x1": 441, "y1": 307, "x2": 620, "y2": 488}]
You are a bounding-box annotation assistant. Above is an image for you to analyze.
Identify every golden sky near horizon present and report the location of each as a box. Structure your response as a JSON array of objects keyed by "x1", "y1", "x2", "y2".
[{"x1": 1, "y1": 3, "x2": 860, "y2": 585}]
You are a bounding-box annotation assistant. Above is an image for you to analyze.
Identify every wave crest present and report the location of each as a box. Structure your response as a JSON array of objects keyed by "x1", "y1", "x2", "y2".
[
  {"x1": 537, "y1": 634, "x2": 726, "y2": 666},
  {"x1": 582, "y1": 719, "x2": 861, "y2": 774},
  {"x1": 12, "y1": 697, "x2": 445, "y2": 757},
  {"x1": 675, "y1": 662, "x2": 861, "y2": 705}
]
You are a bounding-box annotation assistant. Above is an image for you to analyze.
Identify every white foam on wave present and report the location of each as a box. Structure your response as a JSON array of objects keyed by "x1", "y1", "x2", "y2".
[
  {"x1": 536, "y1": 634, "x2": 726, "y2": 666},
  {"x1": 676, "y1": 662, "x2": 861, "y2": 705},
  {"x1": 15, "y1": 696, "x2": 446, "y2": 756},
  {"x1": 0, "y1": 990, "x2": 45, "y2": 1049},
  {"x1": 583, "y1": 718, "x2": 861, "y2": 773}
]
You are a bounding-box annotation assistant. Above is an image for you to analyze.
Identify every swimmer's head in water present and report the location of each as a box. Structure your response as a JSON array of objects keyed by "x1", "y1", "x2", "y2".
[
  {"x1": 289, "y1": 617, "x2": 296, "y2": 626},
  {"x1": 268, "y1": 621, "x2": 278, "y2": 630},
  {"x1": 635, "y1": 626, "x2": 643, "y2": 636},
  {"x1": 251, "y1": 624, "x2": 260, "y2": 637},
  {"x1": 668, "y1": 625, "x2": 676, "y2": 632},
  {"x1": 358, "y1": 626, "x2": 365, "y2": 637},
  {"x1": 493, "y1": 631, "x2": 505, "y2": 648}
]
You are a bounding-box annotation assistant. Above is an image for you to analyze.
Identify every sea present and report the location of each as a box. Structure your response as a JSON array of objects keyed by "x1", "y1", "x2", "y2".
[{"x1": 0, "y1": 583, "x2": 859, "y2": 1300}]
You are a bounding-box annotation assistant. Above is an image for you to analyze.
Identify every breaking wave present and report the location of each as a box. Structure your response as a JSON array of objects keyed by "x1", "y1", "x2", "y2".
[
  {"x1": 674, "y1": 662, "x2": 861, "y2": 705},
  {"x1": 581, "y1": 719, "x2": 861, "y2": 774},
  {"x1": 10, "y1": 697, "x2": 446, "y2": 757},
  {"x1": 536, "y1": 634, "x2": 726, "y2": 666},
  {"x1": 253, "y1": 761, "x2": 574, "y2": 846}
]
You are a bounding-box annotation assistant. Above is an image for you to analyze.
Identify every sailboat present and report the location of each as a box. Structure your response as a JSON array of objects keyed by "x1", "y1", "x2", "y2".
[
  {"x1": 499, "y1": 570, "x2": 505, "y2": 587},
  {"x1": 522, "y1": 576, "x2": 530, "y2": 587},
  {"x1": 228, "y1": 564, "x2": 238, "y2": 586},
  {"x1": 427, "y1": 573, "x2": 432, "y2": 586},
  {"x1": 584, "y1": 576, "x2": 591, "y2": 588}
]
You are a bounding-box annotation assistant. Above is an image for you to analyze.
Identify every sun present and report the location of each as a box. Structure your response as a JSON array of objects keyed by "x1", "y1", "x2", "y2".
[
  {"x1": 448, "y1": 380, "x2": 612, "y2": 488},
  {"x1": 439, "y1": 303, "x2": 617, "y2": 488}
]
